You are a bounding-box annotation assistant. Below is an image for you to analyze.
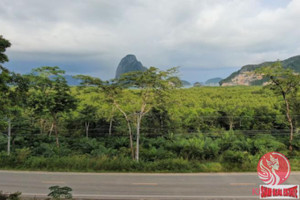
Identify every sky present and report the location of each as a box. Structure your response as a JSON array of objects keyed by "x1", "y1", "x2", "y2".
[{"x1": 1, "y1": 0, "x2": 299, "y2": 83}]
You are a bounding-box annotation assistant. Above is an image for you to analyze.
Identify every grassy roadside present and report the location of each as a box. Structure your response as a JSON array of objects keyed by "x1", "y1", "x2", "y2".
[{"x1": 1, "y1": 155, "x2": 300, "y2": 173}]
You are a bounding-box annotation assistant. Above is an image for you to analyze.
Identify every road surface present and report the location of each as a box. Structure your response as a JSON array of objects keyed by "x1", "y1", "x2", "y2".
[{"x1": 1, "y1": 170, "x2": 300, "y2": 199}]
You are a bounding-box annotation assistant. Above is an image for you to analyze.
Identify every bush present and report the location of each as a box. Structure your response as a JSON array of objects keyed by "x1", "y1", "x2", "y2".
[
  {"x1": 221, "y1": 150, "x2": 250, "y2": 164},
  {"x1": 32, "y1": 143, "x2": 56, "y2": 157},
  {"x1": 0, "y1": 135, "x2": 7, "y2": 152},
  {"x1": 179, "y1": 137, "x2": 205, "y2": 160},
  {"x1": 15, "y1": 148, "x2": 31, "y2": 164},
  {"x1": 203, "y1": 137, "x2": 220, "y2": 160},
  {"x1": 48, "y1": 186, "x2": 72, "y2": 199},
  {"x1": 194, "y1": 162, "x2": 223, "y2": 172},
  {"x1": 0, "y1": 191, "x2": 21, "y2": 200},
  {"x1": 0, "y1": 131, "x2": 294, "y2": 172},
  {"x1": 251, "y1": 134, "x2": 287, "y2": 154},
  {"x1": 148, "y1": 158, "x2": 191, "y2": 172},
  {"x1": 140, "y1": 147, "x2": 176, "y2": 161}
]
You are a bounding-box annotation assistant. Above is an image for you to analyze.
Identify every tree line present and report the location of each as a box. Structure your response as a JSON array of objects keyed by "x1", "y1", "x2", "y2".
[{"x1": 1, "y1": 35, "x2": 300, "y2": 165}]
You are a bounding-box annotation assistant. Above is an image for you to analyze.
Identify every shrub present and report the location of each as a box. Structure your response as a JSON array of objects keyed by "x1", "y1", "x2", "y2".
[
  {"x1": 148, "y1": 158, "x2": 191, "y2": 172},
  {"x1": 203, "y1": 137, "x2": 220, "y2": 160},
  {"x1": 179, "y1": 137, "x2": 205, "y2": 160},
  {"x1": 0, "y1": 191, "x2": 21, "y2": 200},
  {"x1": 221, "y1": 150, "x2": 249, "y2": 164},
  {"x1": 48, "y1": 186, "x2": 72, "y2": 199},
  {"x1": 251, "y1": 134, "x2": 287, "y2": 154},
  {"x1": 15, "y1": 148, "x2": 31, "y2": 164}
]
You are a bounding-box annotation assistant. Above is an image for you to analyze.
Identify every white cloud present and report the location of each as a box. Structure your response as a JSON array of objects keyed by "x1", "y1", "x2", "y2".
[{"x1": 0, "y1": 0, "x2": 299, "y2": 81}]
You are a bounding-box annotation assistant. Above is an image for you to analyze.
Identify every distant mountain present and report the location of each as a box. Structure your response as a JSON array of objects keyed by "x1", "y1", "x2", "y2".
[
  {"x1": 193, "y1": 82, "x2": 203, "y2": 87},
  {"x1": 220, "y1": 55, "x2": 300, "y2": 86},
  {"x1": 205, "y1": 77, "x2": 222, "y2": 86},
  {"x1": 181, "y1": 80, "x2": 191, "y2": 87},
  {"x1": 115, "y1": 54, "x2": 147, "y2": 79},
  {"x1": 64, "y1": 75, "x2": 82, "y2": 86}
]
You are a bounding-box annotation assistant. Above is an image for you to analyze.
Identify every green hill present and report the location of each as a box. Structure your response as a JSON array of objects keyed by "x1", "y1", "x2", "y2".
[
  {"x1": 205, "y1": 77, "x2": 222, "y2": 86},
  {"x1": 220, "y1": 55, "x2": 300, "y2": 86}
]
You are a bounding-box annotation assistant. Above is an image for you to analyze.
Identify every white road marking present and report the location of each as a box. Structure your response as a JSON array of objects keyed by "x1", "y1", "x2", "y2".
[
  {"x1": 41, "y1": 181, "x2": 65, "y2": 184},
  {"x1": 132, "y1": 182, "x2": 158, "y2": 185},
  {"x1": 230, "y1": 182, "x2": 256, "y2": 186}
]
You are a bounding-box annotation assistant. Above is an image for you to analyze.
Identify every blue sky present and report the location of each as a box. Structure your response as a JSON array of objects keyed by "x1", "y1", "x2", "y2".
[{"x1": 1, "y1": 0, "x2": 299, "y2": 83}]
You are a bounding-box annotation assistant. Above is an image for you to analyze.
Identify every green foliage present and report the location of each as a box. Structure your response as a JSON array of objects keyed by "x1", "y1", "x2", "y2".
[
  {"x1": 0, "y1": 36, "x2": 28, "y2": 119},
  {"x1": 0, "y1": 130, "x2": 290, "y2": 172},
  {"x1": 1, "y1": 61, "x2": 299, "y2": 172},
  {"x1": 252, "y1": 134, "x2": 287, "y2": 154},
  {"x1": 48, "y1": 186, "x2": 72, "y2": 200},
  {"x1": 6, "y1": 192, "x2": 21, "y2": 200},
  {"x1": 1, "y1": 83, "x2": 297, "y2": 172},
  {"x1": 148, "y1": 158, "x2": 191, "y2": 172},
  {"x1": 24, "y1": 66, "x2": 77, "y2": 146},
  {"x1": 2, "y1": 36, "x2": 300, "y2": 172},
  {"x1": 26, "y1": 66, "x2": 77, "y2": 116},
  {"x1": 256, "y1": 62, "x2": 300, "y2": 150},
  {"x1": 0, "y1": 35, "x2": 11, "y2": 66},
  {"x1": 15, "y1": 148, "x2": 31, "y2": 164},
  {"x1": 221, "y1": 150, "x2": 248, "y2": 164},
  {"x1": 0, "y1": 191, "x2": 21, "y2": 200}
]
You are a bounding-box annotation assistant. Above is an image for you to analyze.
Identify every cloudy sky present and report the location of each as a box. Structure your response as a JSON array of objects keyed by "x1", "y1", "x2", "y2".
[{"x1": 1, "y1": 0, "x2": 299, "y2": 83}]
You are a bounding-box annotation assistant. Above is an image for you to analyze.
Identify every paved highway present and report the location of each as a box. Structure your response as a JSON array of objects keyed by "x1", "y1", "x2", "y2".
[{"x1": 1, "y1": 170, "x2": 300, "y2": 199}]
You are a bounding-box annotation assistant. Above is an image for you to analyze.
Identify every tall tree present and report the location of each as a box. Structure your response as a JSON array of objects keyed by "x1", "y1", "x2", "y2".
[
  {"x1": 75, "y1": 76, "x2": 135, "y2": 159},
  {"x1": 257, "y1": 62, "x2": 300, "y2": 151},
  {"x1": 0, "y1": 35, "x2": 11, "y2": 112},
  {"x1": 0, "y1": 35, "x2": 11, "y2": 68},
  {"x1": 119, "y1": 67, "x2": 181, "y2": 161},
  {"x1": 78, "y1": 104, "x2": 98, "y2": 138},
  {"x1": 0, "y1": 35, "x2": 29, "y2": 154},
  {"x1": 26, "y1": 66, "x2": 77, "y2": 147}
]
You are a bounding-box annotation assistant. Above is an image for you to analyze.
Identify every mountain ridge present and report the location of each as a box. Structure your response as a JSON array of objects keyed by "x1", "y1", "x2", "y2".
[{"x1": 220, "y1": 55, "x2": 300, "y2": 86}]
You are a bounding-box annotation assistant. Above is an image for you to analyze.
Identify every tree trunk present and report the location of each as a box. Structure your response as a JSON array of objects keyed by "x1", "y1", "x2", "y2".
[
  {"x1": 85, "y1": 122, "x2": 90, "y2": 138},
  {"x1": 284, "y1": 97, "x2": 293, "y2": 151},
  {"x1": 125, "y1": 118, "x2": 134, "y2": 160},
  {"x1": 135, "y1": 114, "x2": 141, "y2": 161},
  {"x1": 109, "y1": 107, "x2": 115, "y2": 136},
  {"x1": 40, "y1": 119, "x2": 44, "y2": 134},
  {"x1": 109, "y1": 117, "x2": 113, "y2": 136},
  {"x1": 229, "y1": 118, "x2": 234, "y2": 130},
  {"x1": 7, "y1": 118, "x2": 11, "y2": 156},
  {"x1": 114, "y1": 103, "x2": 134, "y2": 159},
  {"x1": 160, "y1": 114, "x2": 163, "y2": 133},
  {"x1": 49, "y1": 122, "x2": 54, "y2": 136},
  {"x1": 53, "y1": 114, "x2": 59, "y2": 147}
]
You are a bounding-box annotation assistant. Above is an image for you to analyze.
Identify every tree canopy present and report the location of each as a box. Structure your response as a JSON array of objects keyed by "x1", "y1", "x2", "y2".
[
  {"x1": 0, "y1": 35, "x2": 11, "y2": 69},
  {"x1": 256, "y1": 62, "x2": 300, "y2": 151}
]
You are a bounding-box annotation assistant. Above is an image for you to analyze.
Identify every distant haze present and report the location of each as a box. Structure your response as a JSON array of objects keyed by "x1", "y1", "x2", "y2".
[{"x1": 1, "y1": 0, "x2": 299, "y2": 82}]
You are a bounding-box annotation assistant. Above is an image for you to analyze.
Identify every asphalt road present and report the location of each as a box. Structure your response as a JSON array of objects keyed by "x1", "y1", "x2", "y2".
[{"x1": 1, "y1": 170, "x2": 300, "y2": 200}]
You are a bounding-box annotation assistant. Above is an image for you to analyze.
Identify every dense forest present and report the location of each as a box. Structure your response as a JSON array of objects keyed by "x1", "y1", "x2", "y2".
[{"x1": 1, "y1": 35, "x2": 300, "y2": 172}]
